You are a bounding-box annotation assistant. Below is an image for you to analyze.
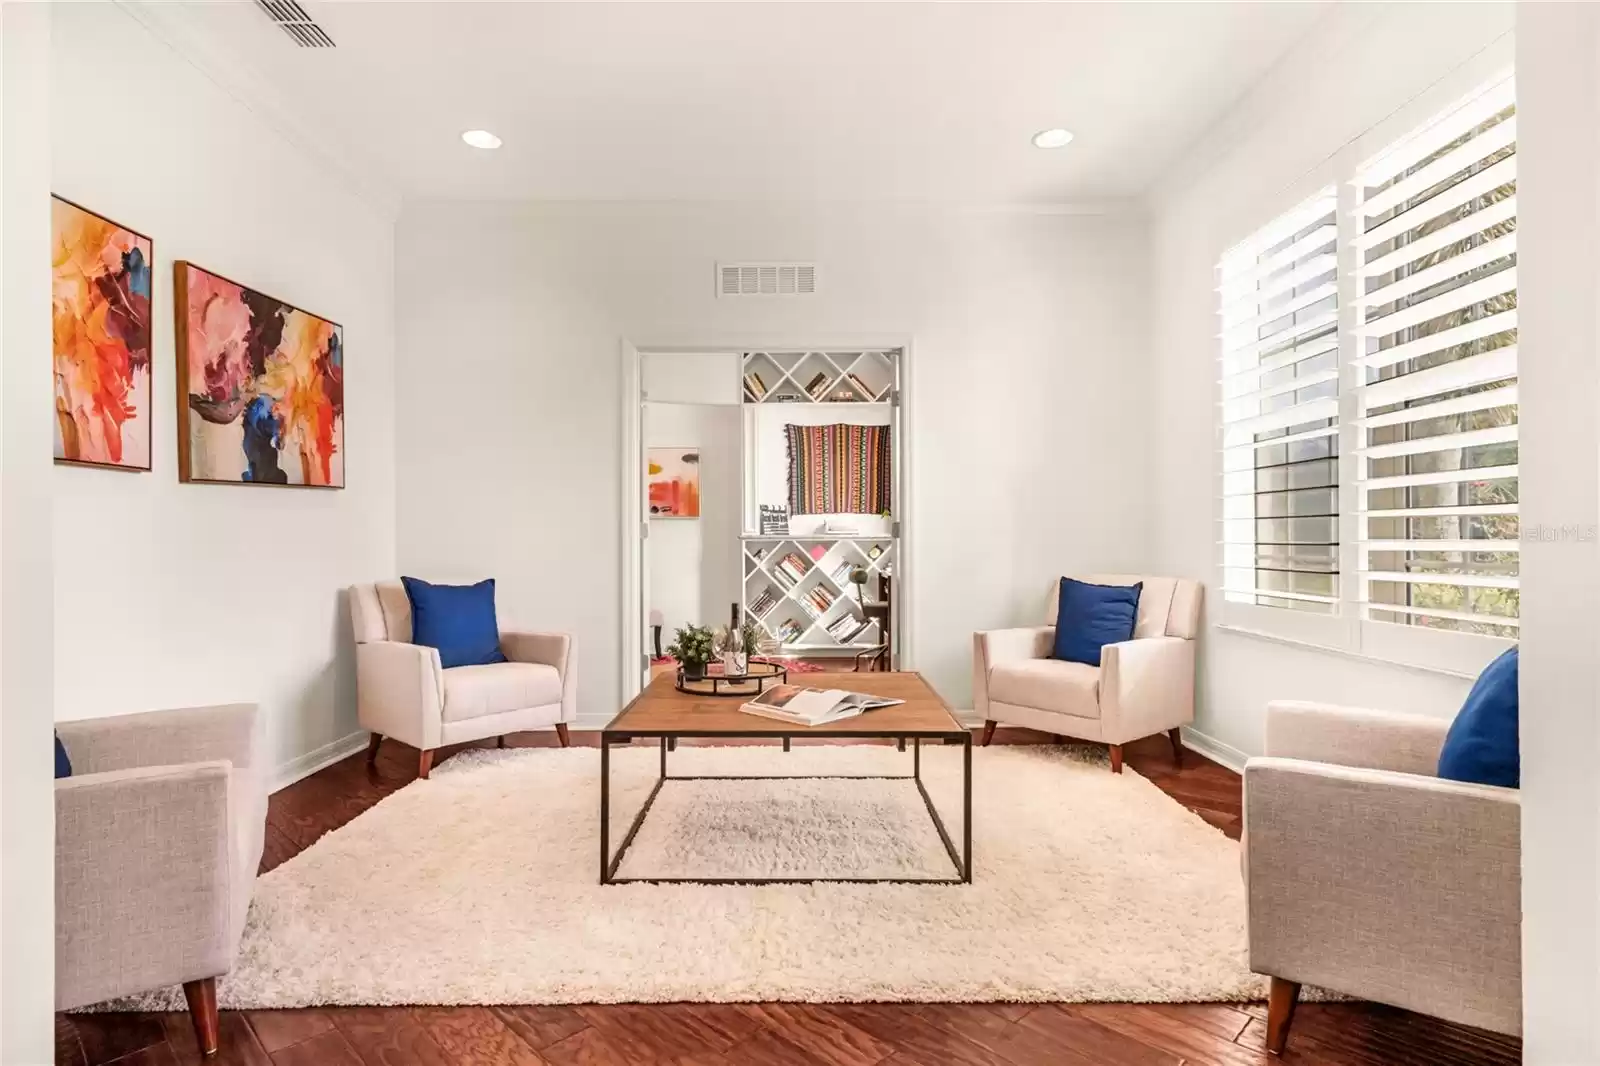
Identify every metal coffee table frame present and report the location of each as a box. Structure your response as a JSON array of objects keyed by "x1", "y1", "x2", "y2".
[{"x1": 599, "y1": 726, "x2": 973, "y2": 886}]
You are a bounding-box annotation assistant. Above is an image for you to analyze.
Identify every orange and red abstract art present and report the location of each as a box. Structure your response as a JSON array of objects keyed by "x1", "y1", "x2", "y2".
[
  {"x1": 52, "y1": 197, "x2": 153, "y2": 470},
  {"x1": 648, "y1": 448, "x2": 700, "y2": 517},
  {"x1": 176, "y1": 261, "x2": 344, "y2": 487}
]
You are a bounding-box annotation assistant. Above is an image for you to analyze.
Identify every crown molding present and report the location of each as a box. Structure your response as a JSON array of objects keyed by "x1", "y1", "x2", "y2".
[{"x1": 113, "y1": 0, "x2": 403, "y2": 221}]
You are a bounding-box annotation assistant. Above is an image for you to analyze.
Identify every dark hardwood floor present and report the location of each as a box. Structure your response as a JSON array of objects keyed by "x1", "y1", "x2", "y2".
[{"x1": 58, "y1": 727, "x2": 1521, "y2": 1066}]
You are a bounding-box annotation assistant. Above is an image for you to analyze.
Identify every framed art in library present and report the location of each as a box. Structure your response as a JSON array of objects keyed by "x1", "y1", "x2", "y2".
[
  {"x1": 175, "y1": 261, "x2": 344, "y2": 487},
  {"x1": 51, "y1": 196, "x2": 154, "y2": 471},
  {"x1": 648, "y1": 447, "x2": 700, "y2": 517}
]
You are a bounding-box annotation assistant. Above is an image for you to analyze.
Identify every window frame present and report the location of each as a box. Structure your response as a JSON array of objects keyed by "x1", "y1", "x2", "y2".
[{"x1": 1214, "y1": 60, "x2": 1518, "y2": 678}]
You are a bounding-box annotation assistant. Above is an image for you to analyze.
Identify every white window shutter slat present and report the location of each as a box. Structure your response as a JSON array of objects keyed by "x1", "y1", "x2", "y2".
[
  {"x1": 1216, "y1": 189, "x2": 1341, "y2": 615},
  {"x1": 1351, "y1": 76, "x2": 1520, "y2": 639}
]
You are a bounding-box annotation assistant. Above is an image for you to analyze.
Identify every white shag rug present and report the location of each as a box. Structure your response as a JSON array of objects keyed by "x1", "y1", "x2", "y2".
[{"x1": 118, "y1": 743, "x2": 1266, "y2": 1008}]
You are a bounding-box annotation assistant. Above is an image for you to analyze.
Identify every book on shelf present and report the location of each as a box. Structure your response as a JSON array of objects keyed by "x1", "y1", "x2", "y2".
[
  {"x1": 750, "y1": 590, "x2": 778, "y2": 617},
  {"x1": 846, "y1": 372, "x2": 875, "y2": 398},
  {"x1": 829, "y1": 559, "x2": 855, "y2": 584},
  {"x1": 775, "y1": 619, "x2": 804, "y2": 644},
  {"x1": 771, "y1": 566, "x2": 798, "y2": 591},
  {"x1": 739, "y1": 685, "x2": 904, "y2": 727},
  {"x1": 776, "y1": 552, "x2": 810, "y2": 582},
  {"x1": 804, "y1": 372, "x2": 831, "y2": 400},
  {"x1": 743, "y1": 371, "x2": 768, "y2": 401},
  {"x1": 826, "y1": 614, "x2": 876, "y2": 643}
]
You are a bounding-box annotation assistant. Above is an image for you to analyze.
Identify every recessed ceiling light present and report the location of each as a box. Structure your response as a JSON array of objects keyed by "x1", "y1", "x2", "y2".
[
  {"x1": 461, "y1": 129, "x2": 502, "y2": 150},
  {"x1": 1032, "y1": 128, "x2": 1075, "y2": 149}
]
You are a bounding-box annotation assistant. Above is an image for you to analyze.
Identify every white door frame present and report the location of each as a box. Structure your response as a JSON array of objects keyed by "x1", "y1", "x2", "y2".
[{"x1": 618, "y1": 335, "x2": 917, "y2": 707}]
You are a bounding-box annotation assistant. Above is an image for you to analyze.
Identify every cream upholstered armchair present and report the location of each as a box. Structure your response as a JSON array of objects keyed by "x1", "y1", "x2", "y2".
[
  {"x1": 973, "y1": 574, "x2": 1201, "y2": 772},
  {"x1": 1245, "y1": 700, "x2": 1520, "y2": 1053},
  {"x1": 56, "y1": 703, "x2": 266, "y2": 1056},
  {"x1": 350, "y1": 580, "x2": 576, "y2": 778}
]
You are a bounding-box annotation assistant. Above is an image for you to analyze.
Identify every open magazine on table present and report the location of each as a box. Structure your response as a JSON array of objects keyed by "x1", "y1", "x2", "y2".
[{"x1": 739, "y1": 684, "x2": 904, "y2": 726}]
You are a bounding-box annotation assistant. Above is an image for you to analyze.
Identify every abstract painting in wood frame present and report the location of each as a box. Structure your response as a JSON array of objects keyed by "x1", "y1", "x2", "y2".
[
  {"x1": 648, "y1": 447, "x2": 700, "y2": 517},
  {"x1": 52, "y1": 196, "x2": 154, "y2": 471},
  {"x1": 175, "y1": 260, "x2": 344, "y2": 487}
]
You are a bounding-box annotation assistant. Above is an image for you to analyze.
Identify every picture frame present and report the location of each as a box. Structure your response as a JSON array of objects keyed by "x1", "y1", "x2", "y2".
[
  {"x1": 174, "y1": 260, "x2": 345, "y2": 488},
  {"x1": 647, "y1": 447, "x2": 700, "y2": 517},
  {"x1": 51, "y1": 195, "x2": 154, "y2": 472}
]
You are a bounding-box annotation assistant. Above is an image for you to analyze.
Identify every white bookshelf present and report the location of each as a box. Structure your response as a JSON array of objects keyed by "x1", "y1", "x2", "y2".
[
  {"x1": 741, "y1": 349, "x2": 896, "y2": 405},
  {"x1": 739, "y1": 349, "x2": 901, "y2": 658},
  {"x1": 742, "y1": 536, "x2": 894, "y2": 653}
]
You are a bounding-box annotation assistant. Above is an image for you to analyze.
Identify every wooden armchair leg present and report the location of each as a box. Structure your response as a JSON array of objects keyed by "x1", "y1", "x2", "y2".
[
  {"x1": 366, "y1": 733, "x2": 383, "y2": 766},
  {"x1": 1266, "y1": 977, "x2": 1301, "y2": 1055},
  {"x1": 555, "y1": 723, "x2": 571, "y2": 748},
  {"x1": 496, "y1": 735, "x2": 506, "y2": 748},
  {"x1": 1168, "y1": 727, "x2": 1184, "y2": 769},
  {"x1": 418, "y1": 749, "x2": 435, "y2": 779},
  {"x1": 980, "y1": 721, "x2": 996, "y2": 747},
  {"x1": 1109, "y1": 744, "x2": 1124, "y2": 774},
  {"x1": 182, "y1": 977, "x2": 219, "y2": 1056}
]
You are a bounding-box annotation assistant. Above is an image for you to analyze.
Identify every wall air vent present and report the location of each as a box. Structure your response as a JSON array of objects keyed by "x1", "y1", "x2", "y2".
[
  {"x1": 254, "y1": 0, "x2": 336, "y2": 47},
  {"x1": 717, "y1": 262, "x2": 817, "y2": 297}
]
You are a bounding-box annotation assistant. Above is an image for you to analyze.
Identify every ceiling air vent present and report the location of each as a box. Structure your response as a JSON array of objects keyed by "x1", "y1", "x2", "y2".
[
  {"x1": 717, "y1": 262, "x2": 817, "y2": 298},
  {"x1": 254, "y1": 0, "x2": 336, "y2": 47}
]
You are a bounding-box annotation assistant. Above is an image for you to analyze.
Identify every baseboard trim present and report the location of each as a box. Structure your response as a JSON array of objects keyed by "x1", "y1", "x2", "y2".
[
  {"x1": 271, "y1": 731, "x2": 369, "y2": 793},
  {"x1": 1179, "y1": 726, "x2": 1248, "y2": 774}
]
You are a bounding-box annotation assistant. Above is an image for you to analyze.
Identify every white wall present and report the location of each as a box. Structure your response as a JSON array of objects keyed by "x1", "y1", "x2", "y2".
[
  {"x1": 750, "y1": 401, "x2": 893, "y2": 538},
  {"x1": 2, "y1": 6, "x2": 58, "y2": 1060},
  {"x1": 1148, "y1": 2, "x2": 1515, "y2": 758},
  {"x1": 49, "y1": 4, "x2": 397, "y2": 777},
  {"x1": 644, "y1": 402, "x2": 741, "y2": 641},
  {"x1": 1515, "y1": 5, "x2": 1600, "y2": 1060},
  {"x1": 396, "y1": 201, "x2": 1151, "y2": 719}
]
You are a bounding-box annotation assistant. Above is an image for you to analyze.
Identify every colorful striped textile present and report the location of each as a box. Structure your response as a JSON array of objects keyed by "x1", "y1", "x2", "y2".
[{"x1": 785, "y1": 423, "x2": 892, "y2": 515}]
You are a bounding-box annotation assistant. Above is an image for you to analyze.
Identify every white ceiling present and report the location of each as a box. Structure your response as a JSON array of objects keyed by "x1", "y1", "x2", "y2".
[{"x1": 139, "y1": 1, "x2": 1329, "y2": 206}]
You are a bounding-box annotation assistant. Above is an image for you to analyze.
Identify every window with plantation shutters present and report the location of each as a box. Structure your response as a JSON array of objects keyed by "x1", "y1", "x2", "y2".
[
  {"x1": 1217, "y1": 190, "x2": 1341, "y2": 614},
  {"x1": 1351, "y1": 77, "x2": 1518, "y2": 638}
]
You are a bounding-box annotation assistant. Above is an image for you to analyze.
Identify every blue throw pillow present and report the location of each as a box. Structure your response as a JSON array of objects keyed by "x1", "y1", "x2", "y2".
[
  {"x1": 55, "y1": 732, "x2": 72, "y2": 779},
  {"x1": 1052, "y1": 578, "x2": 1143, "y2": 667},
  {"x1": 1438, "y1": 645, "x2": 1519, "y2": 788},
  {"x1": 400, "y1": 576, "x2": 508, "y2": 670}
]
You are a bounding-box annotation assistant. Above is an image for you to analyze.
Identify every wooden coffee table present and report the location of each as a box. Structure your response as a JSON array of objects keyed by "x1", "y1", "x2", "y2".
[{"x1": 599, "y1": 671, "x2": 972, "y2": 886}]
